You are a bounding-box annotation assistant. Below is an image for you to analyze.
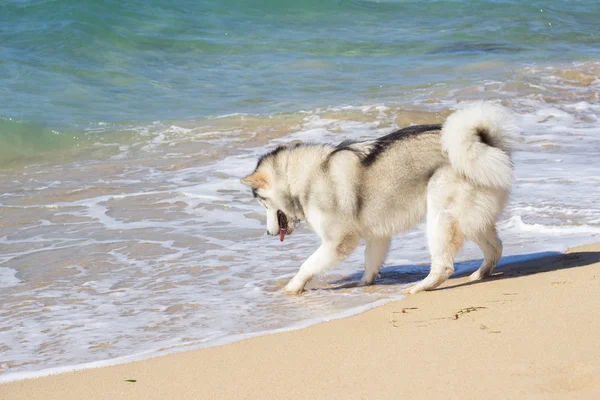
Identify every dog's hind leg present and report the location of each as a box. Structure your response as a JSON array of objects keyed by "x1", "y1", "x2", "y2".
[
  {"x1": 469, "y1": 227, "x2": 502, "y2": 281},
  {"x1": 285, "y1": 234, "x2": 359, "y2": 295},
  {"x1": 405, "y1": 210, "x2": 464, "y2": 295},
  {"x1": 359, "y1": 237, "x2": 390, "y2": 286}
]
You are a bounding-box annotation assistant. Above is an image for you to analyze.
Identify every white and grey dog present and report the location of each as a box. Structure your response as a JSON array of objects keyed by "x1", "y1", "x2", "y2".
[{"x1": 241, "y1": 103, "x2": 513, "y2": 295}]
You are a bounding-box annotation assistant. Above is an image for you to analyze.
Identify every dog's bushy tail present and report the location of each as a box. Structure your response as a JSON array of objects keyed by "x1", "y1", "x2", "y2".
[{"x1": 441, "y1": 102, "x2": 514, "y2": 190}]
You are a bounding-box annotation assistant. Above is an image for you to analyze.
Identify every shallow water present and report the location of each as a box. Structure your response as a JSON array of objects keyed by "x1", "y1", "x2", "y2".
[{"x1": 1, "y1": 0, "x2": 600, "y2": 381}]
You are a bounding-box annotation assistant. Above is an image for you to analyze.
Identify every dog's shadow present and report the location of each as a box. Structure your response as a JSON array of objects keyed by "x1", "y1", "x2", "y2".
[{"x1": 329, "y1": 250, "x2": 600, "y2": 291}]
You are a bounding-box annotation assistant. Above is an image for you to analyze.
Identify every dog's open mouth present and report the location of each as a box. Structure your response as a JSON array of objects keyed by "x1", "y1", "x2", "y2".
[{"x1": 277, "y1": 210, "x2": 288, "y2": 242}]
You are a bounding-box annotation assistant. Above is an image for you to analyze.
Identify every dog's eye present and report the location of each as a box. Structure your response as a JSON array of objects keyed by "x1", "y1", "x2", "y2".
[{"x1": 256, "y1": 196, "x2": 268, "y2": 209}]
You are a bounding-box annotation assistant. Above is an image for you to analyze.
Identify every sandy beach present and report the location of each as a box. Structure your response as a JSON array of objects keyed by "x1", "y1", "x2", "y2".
[{"x1": 2, "y1": 242, "x2": 600, "y2": 400}]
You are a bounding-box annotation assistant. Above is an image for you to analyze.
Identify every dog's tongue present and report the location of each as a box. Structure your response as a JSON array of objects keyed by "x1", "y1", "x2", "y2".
[{"x1": 279, "y1": 228, "x2": 286, "y2": 242}]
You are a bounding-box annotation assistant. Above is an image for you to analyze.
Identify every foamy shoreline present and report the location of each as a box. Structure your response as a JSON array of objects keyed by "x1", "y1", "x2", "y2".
[
  {"x1": 2, "y1": 242, "x2": 599, "y2": 399},
  {"x1": 3, "y1": 95, "x2": 600, "y2": 375}
]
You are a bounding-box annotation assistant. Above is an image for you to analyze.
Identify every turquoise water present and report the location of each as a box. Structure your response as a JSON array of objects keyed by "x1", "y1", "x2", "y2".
[{"x1": 1, "y1": 0, "x2": 599, "y2": 162}]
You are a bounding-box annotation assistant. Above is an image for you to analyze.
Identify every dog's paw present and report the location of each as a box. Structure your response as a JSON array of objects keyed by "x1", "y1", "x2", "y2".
[
  {"x1": 469, "y1": 269, "x2": 493, "y2": 282},
  {"x1": 468, "y1": 270, "x2": 483, "y2": 282},
  {"x1": 357, "y1": 275, "x2": 376, "y2": 287},
  {"x1": 284, "y1": 279, "x2": 305, "y2": 295},
  {"x1": 284, "y1": 287, "x2": 303, "y2": 296},
  {"x1": 401, "y1": 284, "x2": 423, "y2": 295}
]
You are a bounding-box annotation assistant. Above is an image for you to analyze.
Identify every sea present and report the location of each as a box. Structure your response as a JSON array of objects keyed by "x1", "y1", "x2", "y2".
[{"x1": 1, "y1": 0, "x2": 599, "y2": 381}]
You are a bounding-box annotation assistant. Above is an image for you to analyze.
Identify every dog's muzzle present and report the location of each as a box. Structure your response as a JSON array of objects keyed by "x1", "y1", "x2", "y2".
[{"x1": 276, "y1": 210, "x2": 300, "y2": 242}]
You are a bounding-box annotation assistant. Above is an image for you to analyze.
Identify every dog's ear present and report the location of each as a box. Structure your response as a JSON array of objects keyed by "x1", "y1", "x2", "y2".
[{"x1": 241, "y1": 171, "x2": 270, "y2": 189}]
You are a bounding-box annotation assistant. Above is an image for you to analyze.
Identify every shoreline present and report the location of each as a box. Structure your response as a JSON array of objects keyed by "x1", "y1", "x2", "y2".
[
  {"x1": 2, "y1": 242, "x2": 600, "y2": 399},
  {"x1": 0, "y1": 248, "x2": 573, "y2": 385},
  {"x1": 0, "y1": 297, "x2": 398, "y2": 385}
]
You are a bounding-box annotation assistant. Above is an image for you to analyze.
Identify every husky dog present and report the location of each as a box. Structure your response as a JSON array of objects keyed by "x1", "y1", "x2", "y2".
[{"x1": 241, "y1": 103, "x2": 513, "y2": 295}]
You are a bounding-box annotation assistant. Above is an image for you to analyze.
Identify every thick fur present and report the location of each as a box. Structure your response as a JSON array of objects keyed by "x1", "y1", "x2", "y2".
[
  {"x1": 241, "y1": 102, "x2": 514, "y2": 294},
  {"x1": 442, "y1": 102, "x2": 513, "y2": 189}
]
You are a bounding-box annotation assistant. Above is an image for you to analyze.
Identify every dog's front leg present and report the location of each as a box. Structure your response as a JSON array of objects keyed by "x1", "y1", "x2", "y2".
[
  {"x1": 284, "y1": 244, "x2": 339, "y2": 294},
  {"x1": 285, "y1": 236, "x2": 358, "y2": 295}
]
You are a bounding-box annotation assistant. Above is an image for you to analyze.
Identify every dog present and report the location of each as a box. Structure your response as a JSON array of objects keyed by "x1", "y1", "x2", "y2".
[{"x1": 241, "y1": 102, "x2": 513, "y2": 295}]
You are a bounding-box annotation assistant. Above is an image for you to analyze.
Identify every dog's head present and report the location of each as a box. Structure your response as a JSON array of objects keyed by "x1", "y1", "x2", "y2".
[{"x1": 241, "y1": 146, "x2": 301, "y2": 241}]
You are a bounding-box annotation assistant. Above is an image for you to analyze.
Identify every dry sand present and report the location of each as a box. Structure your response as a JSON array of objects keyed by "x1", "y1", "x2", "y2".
[{"x1": 2, "y1": 243, "x2": 600, "y2": 400}]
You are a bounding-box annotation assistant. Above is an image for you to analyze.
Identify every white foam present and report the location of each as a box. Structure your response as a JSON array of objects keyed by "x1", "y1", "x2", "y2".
[
  {"x1": 501, "y1": 215, "x2": 600, "y2": 235},
  {"x1": 0, "y1": 267, "x2": 21, "y2": 288}
]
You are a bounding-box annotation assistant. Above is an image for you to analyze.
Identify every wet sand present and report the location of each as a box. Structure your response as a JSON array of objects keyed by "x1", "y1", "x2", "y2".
[{"x1": 2, "y1": 242, "x2": 600, "y2": 400}]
